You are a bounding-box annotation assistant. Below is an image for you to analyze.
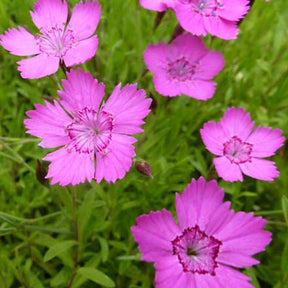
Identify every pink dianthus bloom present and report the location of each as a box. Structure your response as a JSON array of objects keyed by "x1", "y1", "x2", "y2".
[
  {"x1": 0, "y1": 0, "x2": 101, "y2": 79},
  {"x1": 24, "y1": 68, "x2": 152, "y2": 186},
  {"x1": 132, "y1": 177, "x2": 271, "y2": 288},
  {"x1": 144, "y1": 33, "x2": 224, "y2": 100},
  {"x1": 173, "y1": 0, "x2": 250, "y2": 40},
  {"x1": 201, "y1": 107, "x2": 285, "y2": 182}
]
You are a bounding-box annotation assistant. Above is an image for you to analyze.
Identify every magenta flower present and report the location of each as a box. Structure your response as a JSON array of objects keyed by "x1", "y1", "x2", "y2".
[
  {"x1": 0, "y1": 0, "x2": 101, "y2": 79},
  {"x1": 173, "y1": 0, "x2": 250, "y2": 40},
  {"x1": 132, "y1": 177, "x2": 271, "y2": 288},
  {"x1": 144, "y1": 34, "x2": 224, "y2": 100},
  {"x1": 24, "y1": 68, "x2": 151, "y2": 186},
  {"x1": 201, "y1": 107, "x2": 285, "y2": 182}
]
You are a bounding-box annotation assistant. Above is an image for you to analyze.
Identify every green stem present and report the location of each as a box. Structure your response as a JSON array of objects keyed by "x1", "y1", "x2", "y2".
[
  {"x1": 0, "y1": 136, "x2": 38, "y2": 143},
  {"x1": 254, "y1": 210, "x2": 283, "y2": 216},
  {"x1": 267, "y1": 220, "x2": 286, "y2": 226},
  {"x1": 60, "y1": 60, "x2": 70, "y2": 78},
  {"x1": 22, "y1": 225, "x2": 71, "y2": 234},
  {"x1": 266, "y1": 67, "x2": 288, "y2": 96},
  {"x1": 0, "y1": 142, "x2": 35, "y2": 172},
  {"x1": 0, "y1": 271, "x2": 7, "y2": 288},
  {"x1": 50, "y1": 74, "x2": 62, "y2": 90},
  {"x1": 66, "y1": 188, "x2": 79, "y2": 288},
  {"x1": 0, "y1": 211, "x2": 62, "y2": 224}
]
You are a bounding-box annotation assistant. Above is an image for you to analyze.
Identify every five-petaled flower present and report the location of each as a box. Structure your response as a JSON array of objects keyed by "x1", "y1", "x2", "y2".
[
  {"x1": 139, "y1": 0, "x2": 250, "y2": 40},
  {"x1": 201, "y1": 107, "x2": 285, "y2": 182},
  {"x1": 0, "y1": 0, "x2": 101, "y2": 79},
  {"x1": 132, "y1": 177, "x2": 271, "y2": 288},
  {"x1": 172, "y1": 0, "x2": 250, "y2": 40},
  {"x1": 24, "y1": 68, "x2": 151, "y2": 186},
  {"x1": 144, "y1": 33, "x2": 224, "y2": 100}
]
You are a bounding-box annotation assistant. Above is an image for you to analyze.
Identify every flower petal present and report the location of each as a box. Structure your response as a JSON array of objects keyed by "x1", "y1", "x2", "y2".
[
  {"x1": 247, "y1": 127, "x2": 285, "y2": 158},
  {"x1": 140, "y1": 0, "x2": 171, "y2": 12},
  {"x1": 171, "y1": 34, "x2": 207, "y2": 62},
  {"x1": 200, "y1": 121, "x2": 228, "y2": 156},
  {"x1": 155, "y1": 256, "x2": 193, "y2": 288},
  {"x1": 176, "y1": 177, "x2": 226, "y2": 231},
  {"x1": 214, "y1": 156, "x2": 243, "y2": 182},
  {"x1": 17, "y1": 53, "x2": 59, "y2": 79},
  {"x1": 174, "y1": 5, "x2": 207, "y2": 36},
  {"x1": 205, "y1": 202, "x2": 233, "y2": 236},
  {"x1": 58, "y1": 68, "x2": 105, "y2": 112},
  {"x1": 131, "y1": 209, "x2": 180, "y2": 263},
  {"x1": 178, "y1": 79, "x2": 216, "y2": 100},
  {"x1": 67, "y1": 0, "x2": 101, "y2": 41},
  {"x1": 95, "y1": 134, "x2": 136, "y2": 183},
  {"x1": 152, "y1": 73, "x2": 216, "y2": 99},
  {"x1": 24, "y1": 100, "x2": 71, "y2": 148},
  {"x1": 63, "y1": 35, "x2": 98, "y2": 68},
  {"x1": 211, "y1": 265, "x2": 253, "y2": 288},
  {"x1": 216, "y1": 212, "x2": 271, "y2": 268},
  {"x1": 0, "y1": 27, "x2": 39, "y2": 56},
  {"x1": 30, "y1": 0, "x2": 68, "y2": 30},
  {"x1": 220, "y1": 107, "x2": 254, "y2": 140},
  {"x1": 219, "y1": 0, "x2": 249, "y2": 21},
  {"x1": 193, "y1": 274, "x2": 217, "y2": 288},
  {"x1": 152, "y1": 74, "x2": 180, "y2": 97},
  {"x1": 203, "y1": 16, "x2": 238, "y2": 40},
  {"x1": 44, "y1": 147, "x2": 95, "y2": 186},
  {"x1": 240, "y1": 158, "x2": 280, "y2": 181},
  {"x1": 196, "y1": 50, "x2": 225, "y2": 80},
  {"x1": 143, "y1": 42, "x2": 170, "y2": 73},
  {"x1": 102, "y1": 84, "x2": 151, "y2": 135}
]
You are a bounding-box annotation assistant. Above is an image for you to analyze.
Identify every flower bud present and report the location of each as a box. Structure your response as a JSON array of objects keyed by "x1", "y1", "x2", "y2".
[
  {"x1": 36, "y1": 160, "x2": 49, "y2": 187},
  {"x1": 135, "y1": 159, "x2": 153, "y2": 178}
]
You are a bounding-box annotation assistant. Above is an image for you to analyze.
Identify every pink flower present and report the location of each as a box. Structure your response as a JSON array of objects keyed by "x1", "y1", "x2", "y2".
[
  {"x1": 173, "y1": 0, "x2": 250, "y2": 40},
  {"x1": 24, "y1": 68, "x2": 151, "y2": 186},
  {"x1": 0, "y1": 0, "x2": 101, "y2": 79},
  {"x1": 144, "y1": 34, "x2": 224, "y2": 100},
  {"x1": 132, "y1": 177, "x2": 271, "y2": 288},
  {"x1": 201, "y1": 107, "x2": 285, "y2": 182}
]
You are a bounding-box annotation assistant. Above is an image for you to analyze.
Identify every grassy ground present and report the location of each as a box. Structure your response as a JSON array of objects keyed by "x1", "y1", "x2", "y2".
[{"x1": 0, "y1": 0, "x2": 288, "y2": 287}]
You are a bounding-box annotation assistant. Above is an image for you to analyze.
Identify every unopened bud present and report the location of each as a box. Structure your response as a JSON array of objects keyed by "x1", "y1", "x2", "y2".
[
  {"x1": 36, "y1": 160, "x2": 49, "y2": 187},
  {"x1": 135, "y1": 160, "x2": 153, "y2": 178}
]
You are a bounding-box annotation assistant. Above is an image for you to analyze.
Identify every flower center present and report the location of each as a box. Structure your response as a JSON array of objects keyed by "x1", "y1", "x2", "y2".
[
  {"x1": 180, "y1": 0, "x2": 224, "y2": 16},
  {"x1": 172, "y1": 225, "x2": 222, "y2": 275},
  {"x1": 223, "y1": 136, "x2": 253, "y2": 164},
  {"x1": 167, "y1": 57, "x2": 197, "y2": 81},
  {"x1": 66, "y1": 107, "x2": 113, "y2": 154},
  {"x1": 36, "y1": 25, "x2": 75, "y2": 58}
]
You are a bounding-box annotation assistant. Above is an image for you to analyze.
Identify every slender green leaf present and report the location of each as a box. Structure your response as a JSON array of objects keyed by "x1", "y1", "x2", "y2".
[
  {"x1": 78, "y1": 189, "x2": 95, "y2": 241},
  {"x1": 117, "y1": 254, "x2": 141, "y2": 261},
  {"x1": 44, "y1": 240, "x2": 77, "y2": 262},
  {"x1": 282, "y1": 196, "x2": 288, "y2": 225},
  {"x1": 99, "y1": 237, "x2": 109, "y2": 262},
  {"x1": 245, "y1": 267, "x2": 260, "y2": 288},
  {"x1": 77, "y1": 267, "x2": 115, "y2": 287}
]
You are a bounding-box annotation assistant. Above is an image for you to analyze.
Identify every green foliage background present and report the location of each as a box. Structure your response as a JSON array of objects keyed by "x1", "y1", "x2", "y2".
[{"x1": 0, "y1": 0, "x2": 287, "y2": 287}]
